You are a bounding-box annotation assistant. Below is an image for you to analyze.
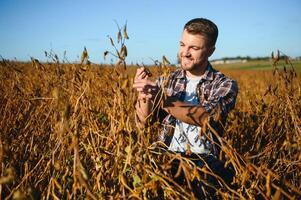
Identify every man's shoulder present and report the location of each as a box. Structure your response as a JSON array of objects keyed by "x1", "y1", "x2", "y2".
[
  {"x1": 207, "y1": 67, "x2": 238, "y2": 95},
  {"x1": 210, "y1": 67, "x2": 237, "y2": 84}
]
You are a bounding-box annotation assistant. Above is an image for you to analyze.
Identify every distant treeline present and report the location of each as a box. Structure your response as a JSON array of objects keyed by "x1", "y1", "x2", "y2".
[
  {"x1": 211, "y1": 55, "x2": 301, "y2": 62},
  {"x1": 211, "y1": 56, "x2": 270, "y2": 62}
]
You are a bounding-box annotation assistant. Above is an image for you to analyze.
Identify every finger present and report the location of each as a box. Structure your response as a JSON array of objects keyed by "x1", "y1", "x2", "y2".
[
  {"x1": 135, "y1": 88, "x2": 144, "y2": 92},
  {"x1": 136, "y1": 71, "x2": 146, "y2": 80},
  {"x1": 133, "y1": 84, "x2": 157, "y2": 93},
  {"x1": 133, "y1": 79, "x2": 157, "y2": 87},
  {"x1": 134, "y1": 67, "x2": 146, "y2": 80},
  {"x1": 132, "y1": 82, "x2": 146, "y2": 89},
  {"x1": 145, "y1": 94, "x2": 153, "y2": 99},
  {"x1": 138, "y1": 72, "x2": 147, "y2": 80},
  {"x1": 138, "y1": 93, "x2": 153, "y2": 100}
]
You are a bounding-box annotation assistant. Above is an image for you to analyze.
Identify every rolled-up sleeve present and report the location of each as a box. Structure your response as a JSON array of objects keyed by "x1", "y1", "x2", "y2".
[{"x1": 201, "y1": 78, "x2": 238, "y2": 121}]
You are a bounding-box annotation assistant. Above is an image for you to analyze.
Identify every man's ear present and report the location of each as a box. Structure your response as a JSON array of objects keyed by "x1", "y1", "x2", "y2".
[{"x1": 207, "y1": 46, "x2": 215, "y2": 57}]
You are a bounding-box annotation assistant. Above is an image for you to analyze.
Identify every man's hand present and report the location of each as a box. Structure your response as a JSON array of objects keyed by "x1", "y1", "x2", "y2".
[
  {"x1": 132, "y1": 67, "x2": 159, "y2": 126},
  {"x1": 133, "y1": 67, "x2": 158, "y2": 101}
]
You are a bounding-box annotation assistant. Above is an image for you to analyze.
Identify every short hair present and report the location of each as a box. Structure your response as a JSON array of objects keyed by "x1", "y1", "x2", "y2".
[{"x1": 184, "y1": 18, "x2": 218, "y2": 47}]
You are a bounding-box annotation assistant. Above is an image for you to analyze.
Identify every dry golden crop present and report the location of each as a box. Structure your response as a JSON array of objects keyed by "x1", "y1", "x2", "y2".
[{"x1": 0, "y1": 54, "x2": 300, "y2": 199}]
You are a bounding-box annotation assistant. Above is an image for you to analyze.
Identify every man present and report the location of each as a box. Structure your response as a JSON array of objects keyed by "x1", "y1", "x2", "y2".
[{"x1": 133, "y1": 18, "x2": 238, "y2": 197}]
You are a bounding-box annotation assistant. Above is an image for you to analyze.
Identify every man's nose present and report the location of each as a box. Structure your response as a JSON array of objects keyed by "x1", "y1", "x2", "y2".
[{"x1": 182, "y1": 48, "x2": 191, "y2": 56}]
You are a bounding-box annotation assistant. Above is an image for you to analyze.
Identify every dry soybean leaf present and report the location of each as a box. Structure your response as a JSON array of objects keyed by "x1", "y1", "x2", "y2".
[
  {"x1": 120, "y1": 45, "x2": 128, "y2": 58},
  {"x1": 123, "y1": 23, "x2": 129, "y2": 39},
  {"x1": 108, "y1": 36, "x2": 114, "y2": 46},
  {"x1": 117, "y1": 30, "x2": 122, "y2": 43},
  {"x1": 162, "y1": 55, "x2": 170, "y2": 66},
  {"x1": 104, "y1": 51, "x2": 109, "y2": 60},
  {"x1": 121, "y1": 79, "x2": 128, "y2": 89}
]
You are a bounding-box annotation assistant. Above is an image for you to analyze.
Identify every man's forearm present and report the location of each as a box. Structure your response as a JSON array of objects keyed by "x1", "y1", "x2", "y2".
[
  {"x1": 135, "y1": 99, "x2": 153, "y2": 125},
  {"x1": 163, "y1": 98, "x2": 209, "y2": 126}
]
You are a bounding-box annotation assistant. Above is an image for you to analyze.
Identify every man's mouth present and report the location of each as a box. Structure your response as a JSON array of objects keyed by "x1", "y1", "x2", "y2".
[{"x1": 182, "y1": 57, "x2": 192, "y2": 65}]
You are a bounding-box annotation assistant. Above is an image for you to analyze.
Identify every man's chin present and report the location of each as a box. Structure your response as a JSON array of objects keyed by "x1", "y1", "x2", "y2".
[{"x1": 181, "y1": 63, "x2": 193, "y2": 70}]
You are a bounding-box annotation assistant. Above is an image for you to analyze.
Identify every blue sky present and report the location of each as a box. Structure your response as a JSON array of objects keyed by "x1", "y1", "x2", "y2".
[{"x1": 0, "y1": 0, "x2": 300, "y2": 64}]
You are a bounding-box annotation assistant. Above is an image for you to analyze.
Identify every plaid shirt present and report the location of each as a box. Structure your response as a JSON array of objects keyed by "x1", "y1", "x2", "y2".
[{"x1": 155, "y1": 63, "x2": 238, "y2": 157}]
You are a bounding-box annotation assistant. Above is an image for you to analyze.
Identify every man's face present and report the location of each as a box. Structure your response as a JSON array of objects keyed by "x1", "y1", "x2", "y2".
[{"x1": 178, "y1": 29, "x2": 215, "y2": 76}]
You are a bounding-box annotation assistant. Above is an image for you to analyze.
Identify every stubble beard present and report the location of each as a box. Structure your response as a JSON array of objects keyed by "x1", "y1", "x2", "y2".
[
  {"x1": 180, "y1": 57, "x2": 198, "y2": 72},
  {"x1": 180, "y1": 57, "x2": 207, "y2": 76}
]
